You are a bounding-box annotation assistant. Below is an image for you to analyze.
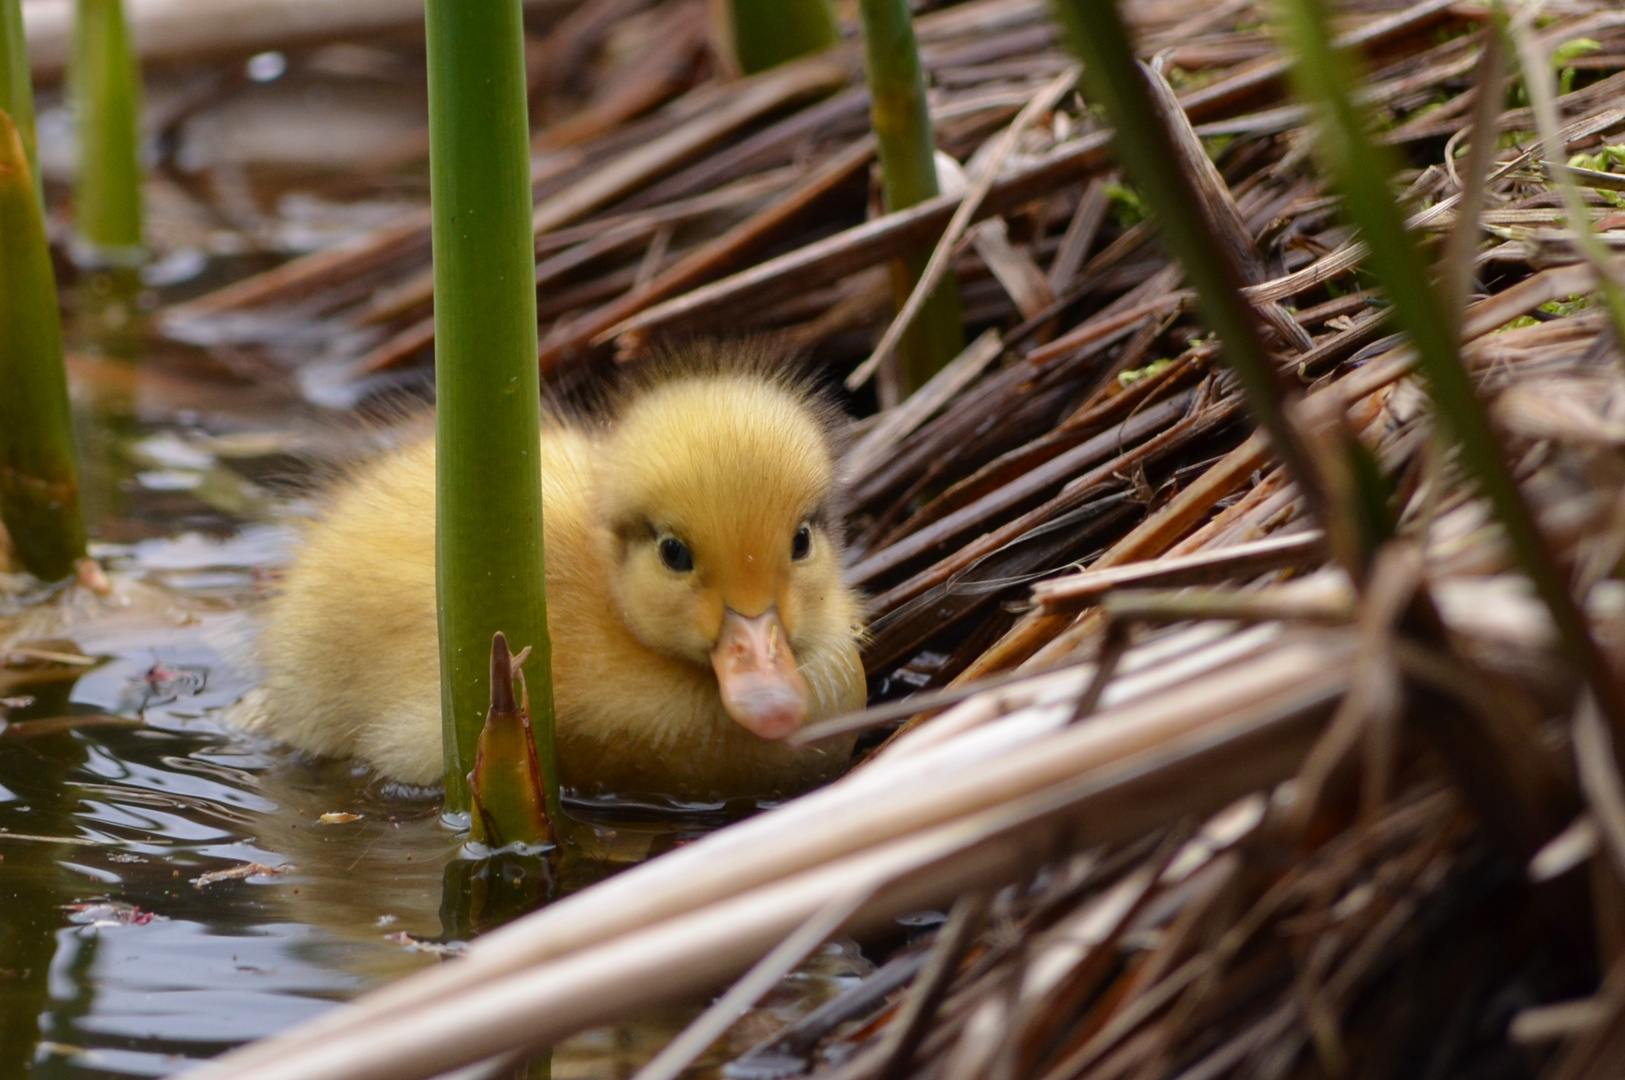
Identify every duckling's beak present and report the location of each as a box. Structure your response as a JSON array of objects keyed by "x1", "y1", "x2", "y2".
[{"x1": 711, "y1": 608, "x2": 809, "y2": 740}]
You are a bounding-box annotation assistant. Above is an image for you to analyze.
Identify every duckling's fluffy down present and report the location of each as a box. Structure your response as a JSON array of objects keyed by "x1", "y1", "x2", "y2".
[{"x1": 249, "y1": 364, "x2": 866, "y2": 803}]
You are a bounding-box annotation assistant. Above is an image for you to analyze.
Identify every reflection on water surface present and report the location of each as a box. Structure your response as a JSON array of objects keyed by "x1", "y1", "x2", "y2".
[{"x1": 0, "y1": 354, "x2": 867, "y2": 1078}]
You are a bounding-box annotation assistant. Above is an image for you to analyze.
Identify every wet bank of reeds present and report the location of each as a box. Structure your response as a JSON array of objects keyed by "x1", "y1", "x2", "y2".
[{"x1": 148, "y1": 0, "x2": 1625, "y2": 1076}]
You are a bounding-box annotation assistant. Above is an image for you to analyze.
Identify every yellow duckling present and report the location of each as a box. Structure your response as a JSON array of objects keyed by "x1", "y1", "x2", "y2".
[{"x1": 251, "y1": 351, "x2": 866, "y2": 803}]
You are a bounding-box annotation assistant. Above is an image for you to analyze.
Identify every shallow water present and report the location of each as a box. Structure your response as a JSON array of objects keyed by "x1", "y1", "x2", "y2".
[{"x1": 0, "y1": 343, "x2": 869, "y2": 1078}]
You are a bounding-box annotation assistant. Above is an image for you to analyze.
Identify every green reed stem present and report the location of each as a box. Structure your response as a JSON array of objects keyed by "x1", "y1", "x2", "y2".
[
  {"x1": 1274, "y1": 0, "x2": 1625, "y2": 734},
  {"x1": 426, "y1": 0, "x2": 558, "y2": 819},
  {"x1": 1046, "y1": 0, "x2": 1332, "y2": 541},
  {"x1": 0, "y1": 110, "x2": 87, "y2": 582},
  {"x1": 725, "y1": 0, "x2": 838, "y2": 75},
  {"x1": 858, "y1": 0, "x2": 963, "y2": 397},
  {"x1": 0, "y1": 0, "x2": 38, "y2": 205},
  {"x1": 72, "y1": 0, "x2": 142, "y2": 262}
]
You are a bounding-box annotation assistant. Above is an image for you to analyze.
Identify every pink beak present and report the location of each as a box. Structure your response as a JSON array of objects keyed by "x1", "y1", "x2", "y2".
[{"x1": 710, "y1": 608, "x2": 809, "y2": 740}]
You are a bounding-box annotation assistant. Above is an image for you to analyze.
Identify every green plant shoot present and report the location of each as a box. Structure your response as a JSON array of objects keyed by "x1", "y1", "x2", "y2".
[
  {"x1": 73, "y1": 0, "x2": 143, "y2": 263},
  {"x1": 0, "y1": 0, "x2": 38, "y2": 204},
  {"x1": 722, "y1": 0, "x2": 838, "y2": 75},
  {"x1": 0, "y1": 110, "x2": 88, "y2": 582},
  {"x1": 425, "y1": 0, "x2": 559, "y2": 821},
  {"x1": 858, "y1": 0, "x2": 964, "y2": 398},
  {"x1": 469, "y1": 634, "x2": 555, "y2": 848}
]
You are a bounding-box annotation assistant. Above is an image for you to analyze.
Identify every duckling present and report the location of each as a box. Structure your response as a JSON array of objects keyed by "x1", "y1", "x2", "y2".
[{"x1": 250, "y1": 349, "x2": 867, "y2": 803}]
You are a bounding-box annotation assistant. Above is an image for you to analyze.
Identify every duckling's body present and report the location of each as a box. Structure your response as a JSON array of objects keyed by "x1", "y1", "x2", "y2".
[{"x1": 253, "y1": 361, "x2": 865, "y2": 802}]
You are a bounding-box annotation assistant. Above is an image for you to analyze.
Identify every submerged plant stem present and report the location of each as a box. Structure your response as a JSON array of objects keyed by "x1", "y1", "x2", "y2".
[
  {"x1": 426, "y1": 0, "x2": 558, "y2": 816},
  {"x1": 858, "y1": 0, "x2": 964, "y2": 397},
  {"x1": 0, "y1": 110, "x2": 87, "y2": 581}
]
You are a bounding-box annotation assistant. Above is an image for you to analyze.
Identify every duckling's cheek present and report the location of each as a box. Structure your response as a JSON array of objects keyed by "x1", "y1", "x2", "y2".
[{"x1": 786, "y1": 559, "x2": 843, "y2": 635}]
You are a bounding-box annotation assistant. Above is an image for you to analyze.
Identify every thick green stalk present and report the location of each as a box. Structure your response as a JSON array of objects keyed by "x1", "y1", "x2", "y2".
[
  {"x1": 725, "y1": 0, "x2": 838, "y2": 75},
  {"x1": 1272, "y1": 0, "x2": 1625, "y2": 736},
  {"x1": 857, "y1": 0, "x2": 963, "y2": 397},
  {"x1": 0, "y1": 110, "x2": 87, "y2": 582},
  {"x1": 0, "y1": 0, "x2": 39, "y2": 204},
  {"x1": 1045, "y1": 0, "x2": 1331, "y2": 541},
  {"x1": 72, "y1": 0, "x2": 142, "y2": 260},
  {"x1": 426, "y1": 0, "x2": 558, "y2": 819}
]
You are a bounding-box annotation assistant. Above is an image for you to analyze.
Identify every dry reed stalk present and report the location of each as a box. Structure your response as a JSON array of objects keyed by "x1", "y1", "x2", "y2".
[
  {"x1": 142, "y1": 2, "x2": 1625, "y2": 1074},
  {"x1": 549, "y1": 135, "x2": 877, "y2": 367},
  {"x1": 530, "y1": 55, "x2": 850, "y2": 235},
  {"x1": 1032, "y1": 530, "x2": 1325, "y2": 614},
  {"x1": 195, "y1": 635, "x2": 1353, "y2": 1079},
  {"x1": 845, "y1": 64, "x2": 1078, "y2": 391},
  {"x1": 533, "y1": 0, "x2": 707, "y2": 151},
  {"x1": 844, "y1": 329, "x2": 1005, "y2": 479},
  {"x1": 604, "y1": 128, "x2": 1115, "y2": 339}
]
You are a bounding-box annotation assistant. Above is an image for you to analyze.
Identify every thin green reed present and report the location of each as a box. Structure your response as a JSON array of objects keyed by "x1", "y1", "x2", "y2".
[
  {"x1": 0, "y1": 111, "x2": 87, "y2": 582},
  {"x1": 1272, "y1": 0, "x2": 1625, "y2": 731},
  {"x1": 425, "y1": 0, "x2": 559, "y2": 823},
  {"x1": 857, "y1": 0, "x2": 964, "y2": 398},
  {"x1": 0, "y1": 0, "x2": 39, "y2": 204},
  {"x1": 73, "y1": 0, "x2": 143, "y2": 261},
  {"x1": 1046, "y1": 0, "x2": 1333, "y2": 541},
  {"x1": 725, "y1": 0, "x2": 838, "y2": 75}
]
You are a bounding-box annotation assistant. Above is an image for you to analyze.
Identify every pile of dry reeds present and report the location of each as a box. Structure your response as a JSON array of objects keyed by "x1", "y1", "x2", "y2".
[{"x1": 172, "y1": 0, "x2": 1625, "y2": 1077}]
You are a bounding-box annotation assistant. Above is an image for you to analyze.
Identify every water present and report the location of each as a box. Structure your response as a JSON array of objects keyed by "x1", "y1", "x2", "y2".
[{"x1": 0, "y1": 342, "x2": 869, "y2": 1079}]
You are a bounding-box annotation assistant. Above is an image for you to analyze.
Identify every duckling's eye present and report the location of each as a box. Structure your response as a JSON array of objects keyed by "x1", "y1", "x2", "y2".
[
  {"x1": 658, "y1": 537, "x2": 694, "y2": 573},
  {"x1": 791, "y1": 525, "x2": 812, "y2": 562}
]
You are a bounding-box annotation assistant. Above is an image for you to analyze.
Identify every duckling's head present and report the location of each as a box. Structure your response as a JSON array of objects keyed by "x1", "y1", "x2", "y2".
[{"x1": 595, "y1": 367, "x2": 860, "y2": 741}]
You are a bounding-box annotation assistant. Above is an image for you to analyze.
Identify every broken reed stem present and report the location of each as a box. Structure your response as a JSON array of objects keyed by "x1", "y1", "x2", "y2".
[
  {"x1": 0, "y1": 110, "x2": 87, "y2": 582},
  {"x1": 0, "y1": 0, "x2": 38, "y2": 204},
  {"x1": 468, "y1": 634, "x2": 554, "y2": 849},
  {"x1": 1045, "y1": 0, "x2": 1337, "y2": 560},
  {"x1": 630, "y1": 884, "x2": 873, "y2": 1080},
  {"x1": 1505, "y1": 8, "x2": 1625, "y2": 346},
  {"x1": 847, "y1": 66, "x2": 1078, "y2": 392},
  {"x1": 857, "y1": 0, "x2": 964, "y2": 397},
  {"x1": 426, "y1": 0, "x2": 558, "y2": 817},
  {"x1": 180, "y1": 637, "x2": 1341, "y2": 1080},
  {"x1": 721, "y1": 0, "x2": 837, "y2": 76},
  {"x1": 72, "y1": 0, "x2": 143, "y2": 263},
  {"x1": 1272, "y1": 0, "x2": 1625, "y2": 745}
]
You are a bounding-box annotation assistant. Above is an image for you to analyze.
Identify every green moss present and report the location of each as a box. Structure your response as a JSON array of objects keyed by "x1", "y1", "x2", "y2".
[
  {"x1": 1540, "y1": 294, "x2": 1591, "y2": 318},
  {"x1": 1118, "y1": 357, "x2": 1174, "y2": 386},
  {"x1": 1569, "y1": 145, "x2": 1625, "y2": 173},
  {"x1": 1203, "y1": 133, "x2": 1237, "y2": 162},
  {"x1": 1103, "y1": 180, "x2": 1148, "y2": 226},
  {"x1": 1552, "y1": 37, "x2": 1600, "y2": 95}
]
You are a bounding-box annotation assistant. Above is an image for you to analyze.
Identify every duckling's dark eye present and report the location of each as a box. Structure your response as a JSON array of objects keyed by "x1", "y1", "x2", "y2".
[
  {"x1": 658, "y1": 537, "x2": 694, "y2": 573},
  {"x1": 791, "y1": 525, "x2": 812, "y2": 561}
]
